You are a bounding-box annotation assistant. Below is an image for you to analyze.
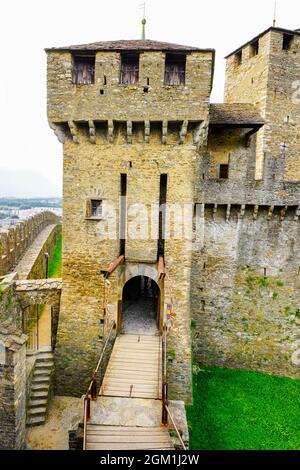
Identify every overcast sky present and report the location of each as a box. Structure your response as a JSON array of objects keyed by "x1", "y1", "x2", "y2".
[{"x1": 0, "y1": 0, "x2": 299, "y2": 197}]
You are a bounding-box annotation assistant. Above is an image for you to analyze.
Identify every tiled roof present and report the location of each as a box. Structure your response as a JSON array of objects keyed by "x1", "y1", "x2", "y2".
[
  {"x1": 210, "y1": 103, "x2": 265, "y2": 126},
  {"x1": 45, "y1": 39, "x2": 214, "y2": 53}
]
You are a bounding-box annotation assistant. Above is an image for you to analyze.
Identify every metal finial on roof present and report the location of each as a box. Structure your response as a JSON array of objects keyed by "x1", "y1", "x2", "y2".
[
  {"x1": 139, "y1": 2, "x2": 146, "y2": 40},
  {"x1": 273, "y1": 0, "x2": 277, "y2": 27}
]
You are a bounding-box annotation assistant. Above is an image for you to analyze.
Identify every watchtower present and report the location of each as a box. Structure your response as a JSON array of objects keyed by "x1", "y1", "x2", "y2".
[{"x1": 46, "y1": 38, "x2": 215, "y2": 400}]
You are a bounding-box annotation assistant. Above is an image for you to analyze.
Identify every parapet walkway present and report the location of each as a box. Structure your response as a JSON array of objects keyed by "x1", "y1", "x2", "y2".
[{"x1": 14, "y1": 224, "x2": 57, "y2": 279}]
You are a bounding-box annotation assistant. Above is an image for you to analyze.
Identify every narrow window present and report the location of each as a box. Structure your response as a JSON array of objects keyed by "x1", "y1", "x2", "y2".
[
  {"x1": 219, "y1": 164, "x2": 229, "y2": 179},
  {"x1": 72, "y1": 54, "x2": 95, "y2": 84},
  {"x1": 120, "y1": 53, "x2": 139, "y2": 84},
  {"x1": 249, "y1": 40, "x2": 259, "y2": 57},
  {"x1": 234, "y1": 50, "x2": 242, "y2": 66},
  {"x1": 283, "y1": 33, "x2": 294, "y2": 50},
  {"x1": 120, "y1": 174, "x2": 127, "y2": 255},
  {"x1": 158, "y1": 174, "x2": 168, "y2": 256},
  {"x1": 86, "y1": 199, "x2": 102, "y2": 219},
  {"x1": 164, "y1": 53, "x2": 186, "y2": 86}
]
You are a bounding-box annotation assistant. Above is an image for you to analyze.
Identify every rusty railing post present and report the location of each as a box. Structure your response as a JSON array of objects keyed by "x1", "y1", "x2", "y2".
[
  {"x1": 91, "y1": 374, "x2": 97, "y2": 400},
  {"x1": 86, "y1": 396, "x2": 91, "y2": 420},
  {"x1": 162, "y1": 382, "x2": 168, "y2": 425}
]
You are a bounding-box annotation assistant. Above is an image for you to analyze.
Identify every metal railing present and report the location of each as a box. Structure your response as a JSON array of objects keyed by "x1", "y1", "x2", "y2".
[
  {"x1": 83, "y1": 320, "x2": 117, "y2": 450},
  {"x1": 161, "y1": 322, "x2": 187, "y2": 451}
]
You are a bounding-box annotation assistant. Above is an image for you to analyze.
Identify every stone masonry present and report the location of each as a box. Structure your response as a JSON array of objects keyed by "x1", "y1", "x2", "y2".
[{"x1": 46, "y1": 28, "x2": 300, "y2": 404}]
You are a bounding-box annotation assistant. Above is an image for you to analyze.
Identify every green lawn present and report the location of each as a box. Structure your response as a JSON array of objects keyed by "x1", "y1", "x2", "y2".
[
  {"x1": 186, "y1": 365, "x2": 300, "y2": 450},
  {"x1": 48, "y1": 234, "x2": 62, "y2": 278}
]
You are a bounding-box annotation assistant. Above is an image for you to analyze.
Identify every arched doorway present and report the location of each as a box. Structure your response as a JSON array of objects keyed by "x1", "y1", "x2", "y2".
[{"x1": 121, "y1": 275, "x2": 160, "y2": 335}]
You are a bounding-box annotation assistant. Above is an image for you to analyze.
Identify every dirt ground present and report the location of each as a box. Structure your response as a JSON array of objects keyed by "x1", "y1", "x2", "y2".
[{"x1": 26, "y1": 396, "x2": 82, "y2": 450}]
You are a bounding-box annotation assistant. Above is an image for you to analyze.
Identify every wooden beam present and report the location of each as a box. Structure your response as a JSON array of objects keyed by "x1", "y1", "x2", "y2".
[{"x1": 100, "y1": 255, "x2": 125, "y2": 278}]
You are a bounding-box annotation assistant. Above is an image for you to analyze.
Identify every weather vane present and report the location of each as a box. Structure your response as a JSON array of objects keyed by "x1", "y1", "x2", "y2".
[
  {"x1": 139, "y1": 2, "x2": 146, "y2": 40},
  {"x1": 273, "y1": 0, "x2": 277, "y2": 27}
]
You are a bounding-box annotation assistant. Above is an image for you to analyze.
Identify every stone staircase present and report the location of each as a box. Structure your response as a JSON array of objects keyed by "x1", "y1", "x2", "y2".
[{"x1": 27, "y1": 352, "x2": 54, "y2": 427}]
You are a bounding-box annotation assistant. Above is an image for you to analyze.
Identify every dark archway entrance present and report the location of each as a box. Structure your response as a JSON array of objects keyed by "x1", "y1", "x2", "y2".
[{"x1": 121, "y1": 276, "x2": 160, "y2": 335}]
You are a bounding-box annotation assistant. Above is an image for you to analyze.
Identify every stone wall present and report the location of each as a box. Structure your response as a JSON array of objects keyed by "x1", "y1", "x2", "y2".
[
  {"x1": 0, "y1": 211, "x2": 60, "y2": 276},
  {"x1": 28, "y1": 224, "x2": 61, "y2": 280},
  {"x1": 55, "y1": 125, "x2": 198, "y2": 401},
  {"x1": 191, "y1": 205, "x2": 300, "y2": 379},
  {"x1": 0, "y1": 280, "x2": 27, "y2": 449},
  {"x1": 47, "y1": 50, "x2": 213, "y2": 122},
  {"x1": 225, "y1": 29, "x2": 300, "y2": 182}
]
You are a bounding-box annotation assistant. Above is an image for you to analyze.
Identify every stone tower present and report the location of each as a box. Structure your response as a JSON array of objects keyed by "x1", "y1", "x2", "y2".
[
  {"x1": 225, "y1": 26, "x2": 300, "y2": 181},
  {"x1": 46, "y1": 39, "x2": 215, "y2": 400}
]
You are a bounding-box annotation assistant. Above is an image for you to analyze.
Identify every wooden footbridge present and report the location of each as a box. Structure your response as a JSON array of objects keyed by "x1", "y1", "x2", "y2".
[{"x1": 83, "y1": 322, "x2": 186, "y2": 451}]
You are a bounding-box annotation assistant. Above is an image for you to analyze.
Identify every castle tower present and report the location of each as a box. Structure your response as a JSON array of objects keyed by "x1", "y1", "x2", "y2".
[
  {"x1": 46, "y1": 39, "x2": 215, "y2": 400},
  {"x1": 224, "y1": 26, "x2": 300, "y2": 182}
]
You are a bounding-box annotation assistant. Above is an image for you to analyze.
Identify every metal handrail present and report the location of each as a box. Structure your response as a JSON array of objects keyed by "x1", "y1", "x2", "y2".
[
  {"x1": 165, "y1": 405, "x2": 187, "y2": 451},
  {"x1": 161, "y1": 322, "x2": 186, "y2": 450},
  {"x1": 83, "y1": 320, "x2": 116, "y2": 450}
]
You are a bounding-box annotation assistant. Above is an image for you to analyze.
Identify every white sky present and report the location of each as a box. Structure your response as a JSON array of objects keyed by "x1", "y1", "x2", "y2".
[{"x1": 0, "y1": 0, "x2": 299, "y2": 197}]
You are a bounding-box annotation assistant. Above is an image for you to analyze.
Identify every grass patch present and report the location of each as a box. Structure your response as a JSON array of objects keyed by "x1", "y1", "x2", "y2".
[
  {"x1": 48, "y1": 234, "x2": 62, "y2": 278},
  {"x1": 186, "y1": 366, "x2": 300, "y2": 450}
]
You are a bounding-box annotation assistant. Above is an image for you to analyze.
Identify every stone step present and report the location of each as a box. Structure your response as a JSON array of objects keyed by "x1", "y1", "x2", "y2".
[
  {"x1": 31, "y1": 390, "x2": 48, "y2": 399},
  {"x1": 34, "y1": 369, "x2": 51, "y2": 377},
  {"x1": 32, "y1": 376, "x2": 50, "y2": 384},
  {"x1": 31, "y1": 383, "x2": 50, "y2": 391},
  {"x1": 27, "y1": 415, "x2": 46, "y2": 427},
  {"x1": 35, "y1": 361, "x2": 53, "y2": 369},
  {"x1": 29, "y1": 399, "x2": 48, "y2": 408},
  {"x1": 28, "y1": 406, "x2": 47, "y2": 416},
  {"x1": 36, "y1": 353, "x2": 53, "y2": 361}
]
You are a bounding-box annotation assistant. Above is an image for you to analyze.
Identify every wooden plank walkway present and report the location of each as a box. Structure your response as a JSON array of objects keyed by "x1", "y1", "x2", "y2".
[
  {"x1": 85, "y1": 334, "x2": 174, "y2": 451},
  {"x1": 86, "y1": 425, "x2": 174, "y2": 451},
  {"x1": 100, "y1": 334, "x2": 162, "y2": 399}
]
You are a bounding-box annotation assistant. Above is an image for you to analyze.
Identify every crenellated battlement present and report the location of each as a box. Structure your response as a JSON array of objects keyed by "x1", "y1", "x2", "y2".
[{"x1": 0, "y1": 212, "x2": 60, "y2": 276}]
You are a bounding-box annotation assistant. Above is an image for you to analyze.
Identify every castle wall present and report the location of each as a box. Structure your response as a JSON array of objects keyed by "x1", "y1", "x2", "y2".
[
  {"x1": 224, "y1": 29, "x2": 300, "y2": 182},
  {"x1": 55, "y1": 126, "x2": 198, "y2": 400},
  {"x1": 0, "y1": 282, "x2": 27, "y2": 450},
  {"x1": 47, "y1": 51, "x2": 213, "y2": 122},
  {"x1": 224, "y1": 32, "x2": 271, "y2": 180},
  {"x1": 191, "y1": 206, "x2": 300, "y2": 379},
  {"x1": 0, "y1": 212, "x2": 60, "y2": 277}
]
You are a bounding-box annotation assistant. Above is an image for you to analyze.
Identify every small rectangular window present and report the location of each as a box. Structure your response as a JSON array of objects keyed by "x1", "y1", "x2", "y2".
[
  {"x1": 219, "y1": 164, "x2": 229, "y2": 179},
  {"x1": 86, "y1": 199, "x2": 102, "y2": 219},
  {"x1": 120, "y1": 53, "x2": 139, "y2": 84},
  {"x1": 72, "y1": 55, "x2": 95, "y2": 85},
  {"x1": 283, "y1": 33, "x2": 294, "y2": 50},
  {"x1": 164, "y1": 53, "x2": 186, "y2": 86},
  {"x1": 234, "y1": 50, "x2": 242, "y2": 67},
  {"x1": 250, "y1": 40, "x2": 259, "y2": 57}
]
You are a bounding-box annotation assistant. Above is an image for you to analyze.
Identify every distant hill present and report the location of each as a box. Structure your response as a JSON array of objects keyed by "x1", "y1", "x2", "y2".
[{"x1": 0, "y1": 168, "x2": 61, "y2": 198}]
